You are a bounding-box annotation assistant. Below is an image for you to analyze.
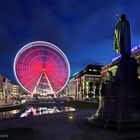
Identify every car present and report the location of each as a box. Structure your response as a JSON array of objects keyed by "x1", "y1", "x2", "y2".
[
  {"x1": 21, "y1": 100, "x2": 27, "y2": 103},
  {"x1": 13, "y1": 100, "x2": 20, "y2": 105}
]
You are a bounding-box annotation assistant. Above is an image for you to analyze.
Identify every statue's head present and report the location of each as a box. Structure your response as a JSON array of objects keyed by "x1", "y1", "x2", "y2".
[{"x1": 120, "y1": 14, "x2": 126, "y2": 21}]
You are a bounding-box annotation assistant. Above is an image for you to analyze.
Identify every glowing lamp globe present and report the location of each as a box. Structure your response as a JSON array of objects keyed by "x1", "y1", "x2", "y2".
[{"x1": 14, "y1": 41, "x2": 70, "y2": 96}]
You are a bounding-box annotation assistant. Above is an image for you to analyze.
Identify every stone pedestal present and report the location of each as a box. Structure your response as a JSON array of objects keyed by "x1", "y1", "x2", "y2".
[{"x1": 88, "y1": 56, "x2": 140, "y2": 130}]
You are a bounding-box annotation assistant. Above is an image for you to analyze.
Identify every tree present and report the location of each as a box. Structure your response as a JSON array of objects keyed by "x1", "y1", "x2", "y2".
[{"x1": 88, "y1": 81, "x2": 94, "y2": 99}]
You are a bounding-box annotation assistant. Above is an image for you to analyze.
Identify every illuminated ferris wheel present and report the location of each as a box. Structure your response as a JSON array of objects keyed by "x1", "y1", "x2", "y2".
[{"x1": 14, "y1": 41, "x2": 70, "y2": 97}]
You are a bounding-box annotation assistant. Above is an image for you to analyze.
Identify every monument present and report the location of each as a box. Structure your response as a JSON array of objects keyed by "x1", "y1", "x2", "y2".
[
  {"x1": 88, "y1": 14, "x2": 140, "y2": 130},
  {"x1": 114, "y1": 14, "x2": 131, "y2": 57}
]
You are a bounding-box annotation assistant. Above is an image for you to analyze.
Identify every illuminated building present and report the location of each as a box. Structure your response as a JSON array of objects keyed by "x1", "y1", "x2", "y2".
[
  {"x1": 11, "y1": 84, "x2": 22, "y2": 98},
  {"x1": 0, "y1": 74, "x2": 3, "y2": 99},
  {"x1": 3, "y1": 78, "x2": 13, "y2": 100},
  {"x1": 0, "y1": 73, "x2": 25, "y2": 101},
  {"x1": 65, "y1": 64, "x2": 102, "y2": 99},
  {"x1": 102, "y1": 45, "x2": 140, "y2": 80}
]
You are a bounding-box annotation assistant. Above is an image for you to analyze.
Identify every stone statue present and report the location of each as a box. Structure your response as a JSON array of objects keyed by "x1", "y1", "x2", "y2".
[
  {"x1": 87, "y1": 14, "x2": 140, "y2": 131},
  {"x1": 114, "y1": 14, "x2": 131, "y2": 57}
]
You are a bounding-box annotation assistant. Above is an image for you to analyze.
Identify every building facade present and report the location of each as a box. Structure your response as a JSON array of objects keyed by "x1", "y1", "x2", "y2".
[
  {"x1": 0, "y1": 74, "x2": 25, "y2": 101},
  {"x1": 65, "y1": 45, "x2": 140, "y2": 100},
  {"x1": 101, "y1": 45, "x2": 140, "y2": 80},
  {"x1": 0, "y1": 74, "x2": 3, "y2": 99},
  {"x1": 11, "y1": 84, "x2": 22, "y2": 98},
  {"x1": 65, "y1": 64, "x2": 102, "y2": 99}
]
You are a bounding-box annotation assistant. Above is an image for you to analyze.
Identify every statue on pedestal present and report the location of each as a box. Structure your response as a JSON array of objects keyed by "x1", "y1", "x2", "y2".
[
  {"x1": 114, "y1": 14, "x2": 131, "y2": 57},
  {"x1": 87, "y1": 14, "x2": 140, "y2": 130}
]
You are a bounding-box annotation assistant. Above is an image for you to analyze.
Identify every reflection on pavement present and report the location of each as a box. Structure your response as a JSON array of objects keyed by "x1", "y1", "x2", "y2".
[{"x1": 20, "y1": 106, "x2": 76, "y2": 118}]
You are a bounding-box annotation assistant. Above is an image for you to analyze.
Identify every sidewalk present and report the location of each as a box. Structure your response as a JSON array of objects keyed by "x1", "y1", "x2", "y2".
[{"x1": 0, "y1": 109, "x2": 140, "y2": 140}]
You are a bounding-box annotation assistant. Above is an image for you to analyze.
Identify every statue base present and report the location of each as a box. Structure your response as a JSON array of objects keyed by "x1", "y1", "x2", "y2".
[{"x1": 87, "y1": 56, "x2": 140, "y2": 131}]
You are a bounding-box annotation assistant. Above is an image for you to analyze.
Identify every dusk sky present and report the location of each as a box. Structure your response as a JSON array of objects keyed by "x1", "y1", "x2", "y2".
[{"x1": 0, "y1": 0, "x2": 140, "y2": 82}]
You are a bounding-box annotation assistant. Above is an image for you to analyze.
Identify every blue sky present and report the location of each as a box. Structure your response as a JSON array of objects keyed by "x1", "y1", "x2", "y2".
[{"x1": 0, "y1": 0, "x2": 140, "y2": 82}]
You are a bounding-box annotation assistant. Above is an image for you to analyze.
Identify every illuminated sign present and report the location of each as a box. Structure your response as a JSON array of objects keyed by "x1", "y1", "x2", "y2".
[
  {"x1": 73, "y1": 72, "x2": 79, "y2": 76},
  {"x1": 112, "y1": 44, "x2": 140, "y2": 62}
]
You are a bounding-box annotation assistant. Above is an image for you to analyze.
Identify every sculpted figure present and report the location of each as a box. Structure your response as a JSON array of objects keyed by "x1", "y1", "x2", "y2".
[{"x1": 114, "y1": 14, "x2": 131, "y2": 57}]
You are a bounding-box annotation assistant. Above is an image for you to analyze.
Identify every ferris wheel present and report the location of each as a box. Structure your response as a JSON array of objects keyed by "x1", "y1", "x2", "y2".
[{"x1": 13, "y1": 41, "x2": 70, "y2": 97}]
